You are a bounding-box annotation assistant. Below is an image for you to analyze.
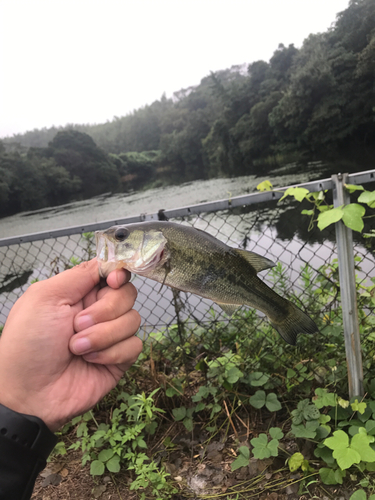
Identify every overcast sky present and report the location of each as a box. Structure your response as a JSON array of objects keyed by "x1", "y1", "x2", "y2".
[{"x1": 0, "y1": 0, "x2": 350, "y2": 139}]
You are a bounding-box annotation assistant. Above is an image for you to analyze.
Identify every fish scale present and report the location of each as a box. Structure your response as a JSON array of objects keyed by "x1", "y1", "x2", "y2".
[{"x1": 96, "y1": 221, "x2": 318, "y2": 345}]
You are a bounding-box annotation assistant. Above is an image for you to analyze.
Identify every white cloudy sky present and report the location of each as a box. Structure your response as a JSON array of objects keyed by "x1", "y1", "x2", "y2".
[{"x1": 0, "y1": 0, "x2": 350, "y2": 138}]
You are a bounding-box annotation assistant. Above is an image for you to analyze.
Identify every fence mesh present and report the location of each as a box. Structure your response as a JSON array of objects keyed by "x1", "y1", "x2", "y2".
[{"x1": 0, "y1": 178, "x2": 374, "y2": 398}]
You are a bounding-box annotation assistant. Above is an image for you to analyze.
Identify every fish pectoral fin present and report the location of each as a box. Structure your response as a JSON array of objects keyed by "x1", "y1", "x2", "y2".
[
  {"x1": 233, "y1": 249, "x2": 276, "y2": 273},
  {"x1": 158, "y1": 260, "x2": 171, "y2": 292},
  {"x1": 216, "y1": 302, "x2": 240, "y2": 316}
]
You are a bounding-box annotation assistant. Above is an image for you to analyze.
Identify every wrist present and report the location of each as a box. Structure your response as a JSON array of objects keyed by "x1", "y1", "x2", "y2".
[
  {"x1": 0, "y1": 392, "x2": 59, "y2": 432},
  {"x1": 0, "y1": 403, "x2": 57, "y2": 458}
]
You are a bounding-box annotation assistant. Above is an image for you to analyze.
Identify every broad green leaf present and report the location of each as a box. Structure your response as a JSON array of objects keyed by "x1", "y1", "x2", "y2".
[
  {"x1": 279, "y1": 187, "x2": 310, "y2": 202},
  {"x1": 365, "y1": 420, "x2": 375, "y2": 436},
  {"x1": 238, "y1": 445, "x2": 250, "y2": 459},
  {"x1": 256, "y1": 180, "x2": 273, "y2": 192},
  {"x1": 351, "y1": 399, "x2": 367, "y2": 414},
  {"x1": 265, "y1": 392, "x2": 282, "y2": 412},
  {"x1": 345, "y1": 184, "x2": 364, "y2": 193},
  {"x1": 342, "y1": 204, "x2": 365, "y2": 232},
  {"x1": 98, "y1": 449, "x2": 114, "y2": 462},
  {"x1": 226, "y1": 367, "x2": 243, "y2": 384},
  {"x1": 319, "y1": 415, "x2": 331, "y2": 424},
  {"x1": 251, "y1": 434, "x2": 271, "y2": 459},
  {"x1": 349, "y1": 490, "x2": 367, "y2": 500},
  {"x1": 183, "y1": 417, "x2": 194, "y2": 432},
  {"x1": 319, "y1": 467, "x2": 344, "y2": 485},
  {"x1": 210, "y1": 403, "x2": 221, "y2": 417},
  {"x1": 338, "y1": 397, "x2": 350, "y2": 408},
  {"x1": 358, "y1": 190, "x2": 375, "y2": 207},
  {"x1": 106, "y1": 456, "x2": 121, "y2": 473},
  {"x1": 268, "y1": 438, "x2": 279, "y2": 457},
  {"x1": 288, "y1": 452, "x2": 304, "y2": 472},
  {"x1": 250, "y1": 390, "x2": 266, "y2": 409},
  {"x1": 324, "y1": 430, "x2": 349, "y2": 450},
  {"x1": 195, "y1": 402, "x2": 206, "y2": 412},
  {"x1": 136, "y1": 438, "x2": 148, "y2": 449},
  {"x1": 53, "y1": 441, "x2": 67, "y2": 456},
  {"x1": 248, "y1": 371, "x2": 269, "y2": 387},
  {"x1": 314, "y1": 388, "x2": 337, "y2": 408},
  {"x1": 315, "y1": 425, "x2": 331, "y2": 440},
  {"x1": 231, "y1": 451, "x2": 250, "y2": 471},
  {"x1": 90, "y1": 460, "x2": 105, "y2": 476},
  {"x1": 172, "y1": 407, "x2": 186, "y2": 421},
  {"x1": 317, "y1": 207, "x2": 343, "y2": 231},
  {"x1": 333, "y1": 446, "x2": 361, "y2": 470},
  {"x1": 314, "y1": 445, "x2": 335, "y2": 466},
  {"x1": 269, "y1": 427, "x2": 283, "y2": 440},
  {"x1": 351, "y1": 431, "x2": 375, "y2": 462},
  {"x1": 192, "y1": 385, "x2": 210, "y2": 402},
  {"x1": 291, "y1": 420, "x2": 319, "y2": 439},
  {"x1": 303, "y1": 404, "x2": 320, "y2": 421},
  {"x1": 166, "y1": 387, "x2": 179, "y2": 397}
]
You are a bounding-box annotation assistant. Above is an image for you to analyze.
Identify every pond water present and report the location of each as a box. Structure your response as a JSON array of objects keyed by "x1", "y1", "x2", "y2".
[
  {"x1": 1, "y1": 165, "x2": 373, "y2": 331},
  {"x1": 0, "y1": 168, "x2": 326, "y2": 239}
]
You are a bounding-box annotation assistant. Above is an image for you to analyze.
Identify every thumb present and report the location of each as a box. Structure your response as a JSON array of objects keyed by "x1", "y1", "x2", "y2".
[{"x1": 43, "y1": 259, "x2": 100, "y2": 304}]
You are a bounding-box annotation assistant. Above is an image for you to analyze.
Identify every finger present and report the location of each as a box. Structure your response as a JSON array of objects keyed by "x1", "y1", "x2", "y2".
[
  {"x1": 83, "y1": 335, "x2": 143, "y2": 366},
  {"x1": 39, "y1": 259, "x2": 99, "y2": 305},
  {"x1": 106, "y1": 269, "x2": 130, "y2": 289},
  {"x1": 82, "y1": 284, "x2": 101, "y2": 309},
  {"x1": 70, "y1": 309, "x2": 141, "y2": 355},
  {"x1": 74, "y1": 282, "x2": 138, "y2": 332}
]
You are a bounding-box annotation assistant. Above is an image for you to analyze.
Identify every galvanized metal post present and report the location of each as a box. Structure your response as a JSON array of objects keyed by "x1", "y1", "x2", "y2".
[{"x1": 332, "y1": 173, "x2": 363, "y2": 398}]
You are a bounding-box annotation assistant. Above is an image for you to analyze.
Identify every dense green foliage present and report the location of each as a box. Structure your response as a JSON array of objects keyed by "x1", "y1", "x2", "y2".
[{"x1": 1, "y1": 0, "x2": 375, "y2": 216}]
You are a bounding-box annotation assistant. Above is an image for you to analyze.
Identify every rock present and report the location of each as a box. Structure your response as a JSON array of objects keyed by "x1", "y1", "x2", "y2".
[
  {"x1": 189, "y1": 474, "x2": 208, "y2": 493},
  {"x1": 92, "y1": 484, "x2": 106, "y2": 499},
  {"x1": 41, "y1": 473, "x2": 62, "y2": 487}
]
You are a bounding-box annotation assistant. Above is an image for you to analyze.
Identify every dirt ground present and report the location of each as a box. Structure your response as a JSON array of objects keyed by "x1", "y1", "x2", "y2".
[{"x1": 30, "y1": 427, "x2": 352, "y2": 500}]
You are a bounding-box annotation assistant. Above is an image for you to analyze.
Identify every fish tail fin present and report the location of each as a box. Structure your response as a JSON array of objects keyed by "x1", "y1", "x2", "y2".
[{"x1": 269, "y1": 303, "x2": 318, "y2": 345}]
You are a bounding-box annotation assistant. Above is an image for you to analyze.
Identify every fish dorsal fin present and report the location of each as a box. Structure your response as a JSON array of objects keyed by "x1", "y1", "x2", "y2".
[
  {"x1": 233, "y1": 249, "x2": 276, "y2": 273},
  {"x1": 216, "y1": 302, "x2": 240, "y2": 316}
]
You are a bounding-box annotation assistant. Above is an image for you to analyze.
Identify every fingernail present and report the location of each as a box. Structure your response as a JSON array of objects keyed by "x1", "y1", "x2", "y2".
[
  {"x1": 73, "y1": 337, "x2": 91, "y2": 354},
  {"x1": 76, "y1": 314, "x2": 95, "y2": 331},
  {"x1": 117, "y1": 269, "x2": 128, "y2": 286}
]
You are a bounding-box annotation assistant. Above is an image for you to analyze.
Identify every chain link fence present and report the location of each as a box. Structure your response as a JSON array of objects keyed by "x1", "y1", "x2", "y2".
[{"x1": 0, "y1": 170, "x2": 374, "y2": 399}]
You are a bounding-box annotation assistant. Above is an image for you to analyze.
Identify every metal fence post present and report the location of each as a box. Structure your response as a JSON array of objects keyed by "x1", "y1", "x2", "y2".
[{"x1": 332, "y1": 173, "x2": 364, "y2": 398}]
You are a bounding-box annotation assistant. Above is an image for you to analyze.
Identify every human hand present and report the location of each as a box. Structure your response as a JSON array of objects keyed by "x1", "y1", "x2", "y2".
[{"x1": 0, "y1": 259, "x2": 142, "y2": 432}]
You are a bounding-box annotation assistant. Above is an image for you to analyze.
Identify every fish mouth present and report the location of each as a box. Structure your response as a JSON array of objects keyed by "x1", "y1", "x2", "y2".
[{"x1": 95, "y1": 231, "x2": 118, "y2": 278}]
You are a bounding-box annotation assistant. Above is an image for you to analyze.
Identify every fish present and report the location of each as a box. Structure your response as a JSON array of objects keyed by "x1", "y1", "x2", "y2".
[{"x1": 95, "y1": 221, "x2": 318, "y2": 345}]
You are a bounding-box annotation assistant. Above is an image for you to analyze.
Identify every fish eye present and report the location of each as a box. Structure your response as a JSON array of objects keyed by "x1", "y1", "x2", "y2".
[{"x1": 114, "y1": 227, "x2": 129, "y2": 242}]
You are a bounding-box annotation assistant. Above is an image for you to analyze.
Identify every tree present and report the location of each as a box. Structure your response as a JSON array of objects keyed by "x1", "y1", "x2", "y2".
[{"x1": 48, "y1": 130, "x2": 120, "y2": 197}]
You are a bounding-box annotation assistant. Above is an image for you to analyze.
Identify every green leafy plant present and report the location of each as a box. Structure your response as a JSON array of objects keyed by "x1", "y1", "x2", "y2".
[
  {"x1": 67, "y1": 388, "x2": 177, "y2": 499},
  {"x1": 258, "y1": 180, "x2": 375, "y2": 235}
]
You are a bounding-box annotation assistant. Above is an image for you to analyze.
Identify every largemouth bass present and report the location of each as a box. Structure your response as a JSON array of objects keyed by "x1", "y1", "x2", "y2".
[{"x1": 95, "y1": 221, "x2": 318, "y2": 345}]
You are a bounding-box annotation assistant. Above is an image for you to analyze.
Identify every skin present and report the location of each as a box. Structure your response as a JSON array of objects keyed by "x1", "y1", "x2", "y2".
[{"x1": 0, "y1": 259, "x2": 142, "y2": 432}]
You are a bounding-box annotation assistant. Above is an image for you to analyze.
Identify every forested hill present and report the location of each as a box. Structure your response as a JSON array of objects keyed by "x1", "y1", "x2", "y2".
[{"x1": 1, "y1": 0, "x2": 375, "y2": 217}]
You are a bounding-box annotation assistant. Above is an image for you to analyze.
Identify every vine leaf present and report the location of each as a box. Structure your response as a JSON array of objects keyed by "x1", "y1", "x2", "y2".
[
  {"x1": 342, "y1": 204, "x2": 365, "y2": 232},
  {"x1": 279, "y1": 187, "x2": 310, "y2": 202},
  {"x1": 257, "y1": 180, "x2": 273, "y2": 192},
  {"x1": 317, "y1": 207, "x2": 343, "y2": 231}
]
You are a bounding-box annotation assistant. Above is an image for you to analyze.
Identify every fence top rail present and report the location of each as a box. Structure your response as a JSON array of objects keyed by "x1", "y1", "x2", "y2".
[{"x1": 0, "y1": 169, "x2": 374, "y2": 247}]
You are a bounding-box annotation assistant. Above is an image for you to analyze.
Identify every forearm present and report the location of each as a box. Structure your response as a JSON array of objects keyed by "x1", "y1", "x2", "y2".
[{"x1": 0, "y1": 404, "x2": 57, "y2": 500}]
